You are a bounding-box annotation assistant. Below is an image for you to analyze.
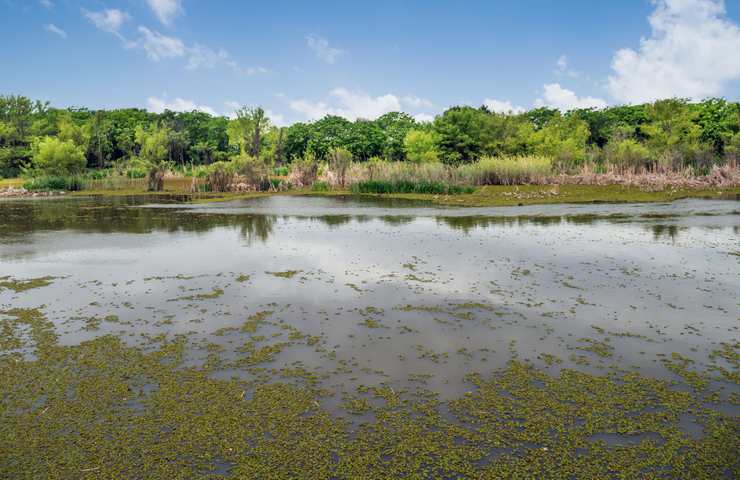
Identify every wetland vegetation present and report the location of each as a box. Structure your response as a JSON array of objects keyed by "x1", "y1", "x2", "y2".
[{"x1": 1, "y1": 95, "x2": 739, "y2": 205}]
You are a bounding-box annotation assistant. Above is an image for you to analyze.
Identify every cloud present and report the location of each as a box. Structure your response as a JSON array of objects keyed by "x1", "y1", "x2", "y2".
[
  {"x1": 147, "y1": 96, "x2": 217, "y2": 116},
  {"x1": 305, "y1": 34, "x2": 345, "y2": 64},
  {"x1": 125, "y1": 27, "x2": 266, "y2": 76},
  {"x1": 554, "y1": 54, "x2": 578, "y2": 78},
  {"x1": 146, "y1": 0, "x2": 183, "y2": 26},
  {"x1": 83, "y1": 9, "x2": 130, "y2": 38},
  {"x1": 44, "y1": 23, "x2": 67, "y2": 39},
  {"x1": 483, "y1": 98, "x2": 525, "y2": 114},
  {"x1": 412, "y1": 113, "x2": 435, "y2": 123},
  {"x1": 290, "y1": 88, "x2": 402, "y2": 121},
  {"x1": 402, "y1": 96, "x2": 434, "y2": 109},
  {"x1": 39, "y1": 0, "x2": 53, "y2": 9},
  {"x1": 535, "y1": 83, "x2": 607, "y2": 111},
  {"x1": 133, "y1": 26, "x2": 186, "y2": 61},
  {"x1": 608, "y1": 0, "x2": 740, "y2": 103},
  {"x1": 265, "y1": 109, "x2": 286, "y2": 127}
]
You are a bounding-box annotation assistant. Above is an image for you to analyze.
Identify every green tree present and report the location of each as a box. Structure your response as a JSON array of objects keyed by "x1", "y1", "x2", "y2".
[
  {"x1": 31, "y1": 136, "x2": 86, "y2": 176},
  {"x1": 403, "y1": 129, "x2": 440, "y2": 163},
  {"x1": 135, "y1": 123, "x2": 172, "y2": 191},
  {"x1": 229, "y1": 107, "x2": 270, "y2": 159}
]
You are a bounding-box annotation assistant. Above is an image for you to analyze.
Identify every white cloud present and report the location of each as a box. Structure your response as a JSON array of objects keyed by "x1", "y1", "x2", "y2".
[
  {"x1": 608, "y1": 0, "x2": 740, "y2": 103},
  {"x1": 555, "y1": 54, "x2": 578, "y2": 78},
  {"x1": 126, "y1": 27, "x2": 266, "y2": 76},
  {"x1": 44, "y1": 23, "x2": 67, "y2": 39},
  {"x1": 265, "y1": 109, "x2": 286, "y2": 127},
  {"x1": 147, "y1": 96, "x2": 217, "y2": 116},
  {"x1": 402, "y1": 96, "x2": 434, "y2": 109},
  {"x1": 290, "y1": 88, "x2": 402, "y2": 121},
  {"x1": 535, "y1": 83, "x2": 607, "y2": 111},
  {"x1": 412, "y1": 113, "x2": 435, "y2": 123},
  {"x1": 133, "y1": 26, "x2": 186, "y2": 61},
  {"x1": 483, "y1": 98, "x2": 525, "y2": 114},
  {"x1": 39, "y1": 0, "x2": 53, "y2": 9},
  {"x1": 305, "y1": 34, "x2": 345, "y2": 64},
  {"x1": 83, "y1": 9, "x2": 130, "y2": 37},
  {"x1": 146, "y1": 0, "x2": 183, "y2": 26}
]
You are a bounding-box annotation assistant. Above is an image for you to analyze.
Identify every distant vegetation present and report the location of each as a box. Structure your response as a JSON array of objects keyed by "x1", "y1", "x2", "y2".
[{"x1": 1, "y1": 94, "x2": 739, "y2": 192}]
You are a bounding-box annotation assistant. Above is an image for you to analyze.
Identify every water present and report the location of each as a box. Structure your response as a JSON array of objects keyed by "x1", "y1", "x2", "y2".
[{"x1": 1, "y1": 194, "x2": 738, "y2": 402}]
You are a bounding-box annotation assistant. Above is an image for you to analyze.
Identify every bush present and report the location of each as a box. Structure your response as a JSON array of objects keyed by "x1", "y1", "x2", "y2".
[
  {"x1": 311, "y1": 181, "x2": 330, "y2": 192},
  {"x1": 23, "y1": 175, "x2": 86, "y2": 191},
  {"x1": 273, "y1": 166, "x2": 289, "y2": 176},
  {"x1": 126, "y1": 169, "x2": 146, "y2": 179},
  {"x1": 458, "y1": 155, "x2": 552, "y2": 185},
  {"x1": 352, "y1": 180, "x2": 473, "y2": 195},
  {"x1": 604, "y1": 139, "x2": 653, "y2": 172}
]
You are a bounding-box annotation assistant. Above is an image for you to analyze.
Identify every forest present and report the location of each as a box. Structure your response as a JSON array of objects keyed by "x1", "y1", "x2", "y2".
[{"x1": 1, "y1": 94, "x2": 739, "y2": 193}]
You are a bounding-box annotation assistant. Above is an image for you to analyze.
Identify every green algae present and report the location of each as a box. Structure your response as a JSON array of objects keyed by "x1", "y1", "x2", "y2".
[
  {"x1": 1, "y1": 307, "x2": 737, "y2": 480},
  {"x1": 266, "y1": 270, "x2": 301, "y2": 279},
  {"x1": 0, "y1": 276, "x2": 56, "y2": 293}
]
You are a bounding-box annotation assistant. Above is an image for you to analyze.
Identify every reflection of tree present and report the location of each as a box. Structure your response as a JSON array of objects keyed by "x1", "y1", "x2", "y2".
[
  {"x1": 650, "y1": 224, "x2": 681, "y2": 242},
  {"x1": 238, "y1": 215, "x2": 275, "y2": 245}
]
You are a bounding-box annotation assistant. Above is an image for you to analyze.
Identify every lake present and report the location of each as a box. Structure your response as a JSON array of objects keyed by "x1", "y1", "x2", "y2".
[{"x1": 1, "y1": 195, "x2": 738, "y2": 478}]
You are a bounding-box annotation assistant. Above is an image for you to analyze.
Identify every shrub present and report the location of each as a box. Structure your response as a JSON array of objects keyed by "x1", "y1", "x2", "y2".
[
  {"x1": 23, "y1": 175, "x2": 85, "y2": 191},
  {"x1": 329, "y1": 147, "x2": 353, "y2": 187},
  {"x1": 273, "y1": 166, "x2": 289, "y2": 176},
  {"x1": 604, "y1": 139, "x2": 652, "y2": 172},
  {"x1": 31, "y1": 137, "x2": 86, "y2": 177},
  {"x1": 311, "y1": 181, "x2": 330, "y2": 192},
  {"x1": 288, "y1": 153, "x2": 319, "y2": 186}
]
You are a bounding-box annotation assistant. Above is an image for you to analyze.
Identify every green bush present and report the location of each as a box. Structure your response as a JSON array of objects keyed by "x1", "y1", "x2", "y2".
[
  {"x1": 31, "y1": 137, "x2": 86, "y2": 177},
  {"x1": 604, "y1": 139, "x2": 652, "y2": 171},
  {"x1": 311, "y1": 181, "x2": 330, "y2": 192},
  {"x1": 23, "y1": 175, "x2": 86, "y2": 191},
  {"x1": 273, "y1": 166, "x2": 289, "y2": 176}
]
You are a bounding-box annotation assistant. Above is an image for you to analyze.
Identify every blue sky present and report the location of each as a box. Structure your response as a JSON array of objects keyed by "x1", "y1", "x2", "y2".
[{"x1": 2, "y1": 0, "x2": 740, "y2": 124}]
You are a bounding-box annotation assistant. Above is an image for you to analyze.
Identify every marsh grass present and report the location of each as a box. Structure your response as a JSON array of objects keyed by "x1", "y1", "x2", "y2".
[
  {"x1": 458, "y1": 155, "x2": 552, "y2": 185},
  {"x1": 352, "y1": 180, "x2": 474, "y2": 195}
]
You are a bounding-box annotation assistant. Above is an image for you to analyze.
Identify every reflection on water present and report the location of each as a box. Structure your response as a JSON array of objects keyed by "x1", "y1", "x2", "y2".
[{"x1": 0, "y1": 194, "x2": 738, "y2": 401}]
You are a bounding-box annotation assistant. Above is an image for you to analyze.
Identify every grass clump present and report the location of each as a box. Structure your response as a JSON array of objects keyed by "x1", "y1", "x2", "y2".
[
  {"x1": 352, "y1": 180, "x2": 474, "y2": 195},
  {"x1": 459, "y1": 155, "x2": 552, "y2": 185}
]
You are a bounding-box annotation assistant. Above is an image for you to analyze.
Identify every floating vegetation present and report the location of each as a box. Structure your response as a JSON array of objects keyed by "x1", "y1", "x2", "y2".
[
  {"x1": 235, "y1": 274, "x2": 251, "y2": 283},
  {"x1": 0, "y1": 309, "x2": 737, "y2": 479},
  {"x1": 0, "y1": 275, "x2": 56, "y2": 293},
  {"x1": 169, "y1": 288, "x2": 225, "y2": 301},
  {"x1": 266, "y1": 270, "x2": 301, "y2": 279}
]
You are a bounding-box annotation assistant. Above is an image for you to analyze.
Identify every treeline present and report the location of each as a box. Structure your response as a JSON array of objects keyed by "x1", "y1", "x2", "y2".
[{"x1": 1, "y1": 94, "x2": 739, "y2": 180}]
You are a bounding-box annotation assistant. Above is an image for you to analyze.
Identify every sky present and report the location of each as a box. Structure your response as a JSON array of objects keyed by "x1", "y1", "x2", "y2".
[{"x1": 2, "y1": 0, "x2": 740, "y2": 125}]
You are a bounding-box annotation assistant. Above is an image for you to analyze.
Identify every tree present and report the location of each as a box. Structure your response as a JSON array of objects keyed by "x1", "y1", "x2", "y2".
[
  {"x1": 404, "y1": 129, "x2": 440, "y2": 163},
  {"x1": 230, "y1": 107, "x2": 270, "y2": 159},
  {"x1": 135, "y1": 123, "x2": 172, "y2": 191},
  {"x1": 31, "y1": 136, "x2": 86, "y2": 176},
  {"x1": 433, "y1": 107, "x2": 489, "y2": 164},
  {"x1": 375, "y1": 112, "x2": 416, "y2": 161},
  {"x1": 329, "y1": 147, "x2": 353, "y2": 187},
  {"x1": 642, "y1": 99, "x2": 702, "y2": 169},
  {"x1": 87, "y1": 111, "x2": 113, "y2": 168}
]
